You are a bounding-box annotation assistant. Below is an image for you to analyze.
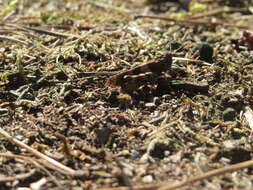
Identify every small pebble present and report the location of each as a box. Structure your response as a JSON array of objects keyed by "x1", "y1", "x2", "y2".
[
  {"x1": 130, "y1": 150, "x2": 140, "y2": 158},
  {"x1": 142, "y1": 175, "x2": 154, "y2": 183},
  {"x1": 145, "y1": 102, "x2": 156, "y2": 108},
  {"x1": 164, "y1": 150, "x2": 170, "y2": 157},
  {"x1": 95, "y1": 127, "x2": 112, "y2": 145}
]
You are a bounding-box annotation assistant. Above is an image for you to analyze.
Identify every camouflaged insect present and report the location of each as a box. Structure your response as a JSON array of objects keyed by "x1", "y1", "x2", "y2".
[{"x1": 108, "y1": 53, "x2": 172, "y2": 92}]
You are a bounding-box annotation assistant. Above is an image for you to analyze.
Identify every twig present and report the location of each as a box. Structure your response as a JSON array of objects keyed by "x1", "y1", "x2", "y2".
[
  {"x1": 2, "y1": 23, "x2": 81, "y2": 39},
  {"x1": 115, "y1": 159, "x2": 133, "y2": 190},
  {"x1": 99, "y1": 158, "x2": 253, "y2": 190},
  {"x1": 158, "y1": 158, "x2": 253, "y2": 190},
  {"x1": 23, "y1": 26, "x2": 81, "y2": 39},
  {"x1": 135, "y1": 15, "x2": 248, "y2": 29},
  {"x1": 48, "y1": 24, "x2": 94, "y2": 31},
  {"x1": 172, "y1": 57, "x2": 212, "y2": 66},
  {"x1": 0, "y1": 153, "x2": 36, "y2": 169},
  {"x1": 2, "y1": 10, "x2": 16, "y2": 21},
  {"x1": 54, "y1": 133, "x2": 72, "y2": 159},
  {"x1": 0, "y1": 128, "x2": 79, "y2": 177},
  {"x1": 0, "y1": 169, "x2": 37, "y2": 182},
  {"x1": 0, "y1": 153, "x2": 62, "y2": 188},
  {"x1": 189, "y1": 7, "x2": 249, "y2": 20},
  {"x1": 0, "y1": 34, "x2": 29, "y2": 46},
  {"x1": 30, "y1": 178, "x2": 48, "y2": 190},
  {"x1": 0, "y1": 29, "x2": 17, "y2": 34}
]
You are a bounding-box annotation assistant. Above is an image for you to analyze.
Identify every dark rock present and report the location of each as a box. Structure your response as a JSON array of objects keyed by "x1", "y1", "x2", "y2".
[
  {"x1": 167, "y1": 41, "x2": 181, "y2": 50},
  {"x1": 107, "y1": 90, "x2": 119, "y2": 105},
  {"x1": 223, "y1": 107, "x2": 236, "y2": 121},
  {"x1": 94, "y1": 127, "x2": 112, "y2": 145},
  {"x1": 179, "y1": 0, "x2": 191, "y2": 10},
  {"x1": 193, "y1": 43, "x2": 213, "y2": 62},
  {"x1": 146, "y1": 140, "x2": 168, "y2": 159},
  {"x1": 64, "y1": 89, "x2": 80, "y2": 104}
]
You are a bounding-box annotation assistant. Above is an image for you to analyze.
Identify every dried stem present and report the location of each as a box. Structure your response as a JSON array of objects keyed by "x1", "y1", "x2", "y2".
[
  {"x1": 0, "y1": 169, "x2": 37, "y2": 182},
  {"x1": 135, "y1": 15, "x2": 248, "y2": 29},
  {"x1": 0, "y1": 153, "x2": 62, "y2": 187},
  {"x1": 0, "y1": 128, "x2": 79, "y2": 177},
  {"x1": 0, "y1": 34, "x2": 29, "y2": 46},
  {"x1": 23, "y1": 26, "x2": 81, "y2": 39},
  {"x1": 189, "y1": 7, "x2": 249, "y2": 19},
  {"x1": 99, "y1": 158, "x2": 253, "y2": 190},
  {"x1": 158, "y1": 158, "x2": 253, "y2": 190}
]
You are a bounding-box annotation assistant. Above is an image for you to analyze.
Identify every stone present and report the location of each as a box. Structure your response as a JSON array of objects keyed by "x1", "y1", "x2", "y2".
[{"x1": 223, "y1": 107, "x2": 236, "y2": 121}]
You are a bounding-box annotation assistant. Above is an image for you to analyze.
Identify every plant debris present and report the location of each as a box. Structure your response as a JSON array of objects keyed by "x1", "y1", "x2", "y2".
[{"x1": 0, "y1": 0, "x2": 253, "y2": 189}]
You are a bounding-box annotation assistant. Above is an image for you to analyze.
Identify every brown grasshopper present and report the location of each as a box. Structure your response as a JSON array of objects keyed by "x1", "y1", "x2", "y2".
[{"x1": 108, "y1": 53, "x2": 172, "y2": 92}]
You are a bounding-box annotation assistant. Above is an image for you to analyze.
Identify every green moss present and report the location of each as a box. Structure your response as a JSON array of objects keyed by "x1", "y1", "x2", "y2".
[
  {"x1": 189, "y1": 2, "x2": 207, "y2": 13},
  {"x1": 0, "y1": 0, "x2": 18, "y2": 16}
]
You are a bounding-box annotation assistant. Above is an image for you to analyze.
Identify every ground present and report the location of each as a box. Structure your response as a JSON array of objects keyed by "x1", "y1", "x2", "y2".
[{"x1": 0, "y1": 0, "x2": 253, "y2": 189}]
